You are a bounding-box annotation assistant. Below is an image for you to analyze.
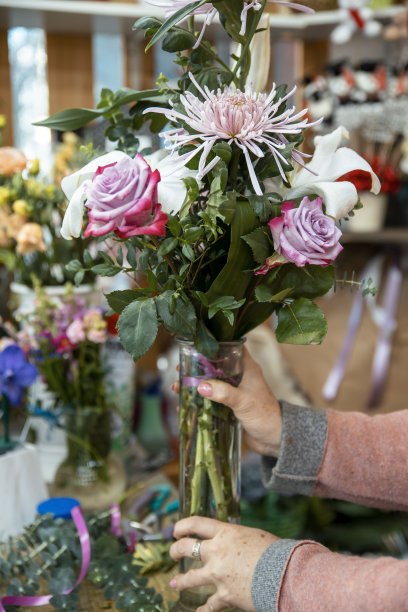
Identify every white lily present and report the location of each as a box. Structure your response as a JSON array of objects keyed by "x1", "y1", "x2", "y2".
[
  {"x1": 266, "y1": 126, "x2": 381, "y2": 220},
  {"x1": 246, "y1": 13, "x2": 271, "y2": 93},
  {"x1": 61, "y1": 149, "x2": 194, "y2": 240},
  {"x1": 146, "y1": 149, "x2": 197, "y2": 215}
]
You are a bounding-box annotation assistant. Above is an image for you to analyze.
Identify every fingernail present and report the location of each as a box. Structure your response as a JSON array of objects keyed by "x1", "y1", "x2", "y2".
[
  {"x1": 198, "y1": 382, "x2": 213, "y2": 396},
  {"x1": 169, "y1": 579, "x2": 177, "y2": 589}
]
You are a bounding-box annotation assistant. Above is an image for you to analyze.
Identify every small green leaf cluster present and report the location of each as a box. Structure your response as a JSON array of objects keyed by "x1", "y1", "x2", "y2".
[{"x1": 0, "y1": 512, "x2": 171, "y2": 612}]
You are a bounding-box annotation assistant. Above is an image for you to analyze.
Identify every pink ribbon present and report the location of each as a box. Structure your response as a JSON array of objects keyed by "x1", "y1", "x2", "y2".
[
  {"x1": 0, "y1": 505, "x2": 90, "y2": 611},
  {"x1": 182, "y1": 353, "x2": 226, "y2": 387}
]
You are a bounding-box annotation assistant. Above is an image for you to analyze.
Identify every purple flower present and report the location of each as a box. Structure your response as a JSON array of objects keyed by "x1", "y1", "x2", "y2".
[
  {"x1": 257, "y1": 197, "x2": 343, "y2": 274},
  {"x1": 83, "y1": 155, "x2": 168, "y2": 238},
  {"x1": 0, "y1": 345, "x2": 37, "y2": 406}
]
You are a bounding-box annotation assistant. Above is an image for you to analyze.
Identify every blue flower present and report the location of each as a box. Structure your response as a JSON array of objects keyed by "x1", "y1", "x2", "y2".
[{"x1": 0, "y1": 345, "x2": 38, "y2": 406}]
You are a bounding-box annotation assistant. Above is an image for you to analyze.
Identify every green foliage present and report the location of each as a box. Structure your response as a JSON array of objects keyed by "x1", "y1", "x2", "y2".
[
  {"x1": 275, "y1": 298, "x2": 327, "y2": 345},
  {"x1": 0, "y1": 511, "x2": 173, "y2": 612}
]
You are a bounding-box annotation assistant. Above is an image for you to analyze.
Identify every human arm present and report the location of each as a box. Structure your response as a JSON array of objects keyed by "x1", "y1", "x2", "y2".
[
  {"x1": 196, "y1": 348, "x2": 408, "y2": 511},
  {"x1": 169, "y1": 517, "x2": 408, "y2": 612}
]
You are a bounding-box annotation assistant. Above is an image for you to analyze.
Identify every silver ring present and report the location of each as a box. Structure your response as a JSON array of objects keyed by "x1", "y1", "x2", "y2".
[{"x1": 191, "y1": 540, "x2": 202, "y2": 561}]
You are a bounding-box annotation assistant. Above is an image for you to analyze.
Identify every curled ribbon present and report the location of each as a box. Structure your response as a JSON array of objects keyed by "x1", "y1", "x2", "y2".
[{"x1": 0, "y1": 505, "x2": 90, "y2": 611}]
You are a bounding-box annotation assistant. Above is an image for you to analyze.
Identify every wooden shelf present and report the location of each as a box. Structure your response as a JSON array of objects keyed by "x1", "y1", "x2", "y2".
[
  {"x1": 0, "y1": 0, "x2": 403, "y2": 36},
  {"x1": 341, "y1": 228, "x2": 408, "y2": 245}
]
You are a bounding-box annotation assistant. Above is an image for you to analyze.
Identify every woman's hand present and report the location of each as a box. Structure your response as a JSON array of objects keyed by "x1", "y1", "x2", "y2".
[
  {"x1": 172, "y1": 347, "x2": 282, "y2": 457},
  {"x1": 169, "y1": 516, "x2": 279, "y2": 612}
]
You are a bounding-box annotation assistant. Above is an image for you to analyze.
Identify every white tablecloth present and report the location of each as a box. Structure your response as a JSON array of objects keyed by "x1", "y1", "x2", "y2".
[{"x1": 0, "y1": 443, "x2": 48, "y2": 539}]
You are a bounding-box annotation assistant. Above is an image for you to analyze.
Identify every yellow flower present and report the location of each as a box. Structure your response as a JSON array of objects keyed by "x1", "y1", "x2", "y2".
[
  {"x1": 28, "y1": 158, "x2": 40, "y2": 176},
  {"x1": 26, "y1": 177, "x2": 44, "y2": 198},
  {"x1": 0, "y1": 115, "x2": 6, "y2": 129},
  {"x1": 45, "y1": 184, "x2": 56, "y2": 199},
  {"x1": 16, "y1": 222, "x2": 47, "y2": 255},
  {"x1": 0, "y1": 186, "x2": 11, "y2": 206},
  {"x1": 12, "y1": 199, "x2": 30, "y2": 216},
  {"x1": 63, "y1": 132, "x2": 79, "y2": 145}
]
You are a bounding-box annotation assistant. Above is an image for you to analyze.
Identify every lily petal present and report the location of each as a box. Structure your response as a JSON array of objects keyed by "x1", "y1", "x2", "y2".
[
  {"x1": 292, "y1": 127, "x2": 381, "y2": 196},
  {"x1": 287, "y1": 180, "x2": 359, "y2": 220}
]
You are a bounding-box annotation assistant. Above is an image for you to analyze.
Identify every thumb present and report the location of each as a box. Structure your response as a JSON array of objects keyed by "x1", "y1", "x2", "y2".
[{"x1": 197, "y1": 379, "x2": 240, "y2": 410}]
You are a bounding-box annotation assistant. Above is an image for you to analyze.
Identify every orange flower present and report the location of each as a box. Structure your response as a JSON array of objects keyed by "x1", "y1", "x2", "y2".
[
  {"x1": 6, "y1": 213, "x2": 26, "y2": 240},
  {"x1": 0, "y1": 208, "x2": 12, "y2": 247},
  {"x1": 0, "y1": 147, "x2": 27, "y2": 176},
  {"x1": 16, "y1": 222, "x2": 47, "y2": 255}
]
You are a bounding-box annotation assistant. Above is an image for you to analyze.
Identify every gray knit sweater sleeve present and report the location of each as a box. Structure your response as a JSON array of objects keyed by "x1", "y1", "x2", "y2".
[
  {"x1": 261, "y1": 399, "x2": 328, "y2": 496},
  {"x1": 251, "y1": 401, "x2": 328, "y2": 611}
]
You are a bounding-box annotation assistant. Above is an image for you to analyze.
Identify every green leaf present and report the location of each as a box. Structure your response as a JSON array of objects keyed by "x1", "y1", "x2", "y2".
[
  {"x1": 195, "y1": 320, "x2": 218, "y2": 359},
  {"x1": 83, "y1": 250, "x2": 93, "y2": 266},
  {"x1": 74, "y1": 270, "x2": 85, "y2": 287},
  {"x1": 184, "y1": 227, "x2": 203, "y2": 242},
  {"x1": 247, "y1": 194, "x2": 281, "y2": 223},
  {"x1": 273, "y1": 264, "x2": 335, "y2": 300},
  {"x1": 34, "y1": 89, "x2": 165, "y2": 131},
  {"x1": 242, "y1": 227, "x2": 272, "y2": 264},
  {"x1": 182, "y1": 243, "x2": 195, "y2": 261},
  {"x1": 255, "y1": 285, "x2": 293, "y2": 303},
  {"x1": 162, "y1": 29, "x2": 197, "y2": 52},
  {"x1": 126, "y1": 243, "x2": 138, "y2": 269},
  {"x1": 205, "y1": 199, "x2": 259, "y2": 339},
  {"x1": 156, "y1": 291, "x2": 196, "y2": 338},
  {"x1": 118, "y1": 299, "x2": 159, "y2": 361},
  {"x1": 65, "y1": 259, "x2": 83, "y2": 273},
  {"x1": 133, "y1": 16, "x2": 163, "y2": 31},
  {"x1": 91, "y1": 263, "x2": 118, "y2": 277},
  {"x1": 276, "y1": 298, "x2": 327, "y2": 345},
  {"x1": 105, "y1": 289, "x2": 152, "y2": 314},
  {"x1": 167, "y1": 215, "x2": 181, "y2": 237},
  {"x1": 145, "y1": 0, "x2": 209, "y2": 50},
  {"x1": 33, "y1": 108, "x2": 102, "y2": 131},
  {"x1": 158, "y1": 237, "x2": 178, "y2": 256}
]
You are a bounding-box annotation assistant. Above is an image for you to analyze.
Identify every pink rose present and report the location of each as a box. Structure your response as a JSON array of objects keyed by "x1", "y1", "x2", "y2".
[
  {"x1": 257, "y1": 197, "x2": 343, "y2": 274},
  {"x1": 66, "y1": 319, "x2": 86, "y2": 345},
  {"x1": 83, "y1": 154, "x2": 168, "y2": 238}
]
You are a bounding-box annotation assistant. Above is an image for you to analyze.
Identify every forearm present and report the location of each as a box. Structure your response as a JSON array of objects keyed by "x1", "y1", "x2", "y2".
[
  {"x1": 261, "y1": 401, "x2": 408, "y2": 510},
  {"x1": 252, "y1": 539, "x2": 408, "y2": 612}
]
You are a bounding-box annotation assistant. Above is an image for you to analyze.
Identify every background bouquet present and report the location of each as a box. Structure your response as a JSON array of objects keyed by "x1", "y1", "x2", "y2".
[
  {"x1": 0, "y1": 137, "x2": 93, "y2": 288},
  {"x1": 15, "y1": 284, "x2": 111, "y2": 484},
  {"x1": 38, "y1": 0, "x2": 380, "y2": 528}
]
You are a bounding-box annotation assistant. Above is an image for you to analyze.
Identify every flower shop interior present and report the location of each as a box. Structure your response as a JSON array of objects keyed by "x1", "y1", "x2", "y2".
[{"x1": 1, "y1": 0, "x2": 408, "y2": 610}]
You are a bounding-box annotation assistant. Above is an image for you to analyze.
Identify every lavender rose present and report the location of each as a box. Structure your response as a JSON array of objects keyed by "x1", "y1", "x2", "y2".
[
  {"x1": 84, "y1": 154, "x2": 168, "y2": 238},
  {"x1": 257, "y1": 196, "x2": 343, "y2": 274}
]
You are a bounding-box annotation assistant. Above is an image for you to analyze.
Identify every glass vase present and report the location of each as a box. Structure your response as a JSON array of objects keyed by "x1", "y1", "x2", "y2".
[
  {"x1": 177, "y1": 340, "x2": 244, "y2": 610},
  {"x1": 52, "y1": 406, "x2": 127, "y2": 511},
  {"x1": 55, "y1": 407, "x2": 111, "y2": 487}
]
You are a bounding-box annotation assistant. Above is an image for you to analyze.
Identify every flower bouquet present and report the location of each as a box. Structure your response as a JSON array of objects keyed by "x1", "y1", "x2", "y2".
[
  {"x1": 15, "y1": 283, "x2": 113, "y2": 489},
  {"x1": 37, "y1": 0, "x2": 380, "y2": 590},
  {"x1": 0, "y1": 140, "x2": 93, "y2": 288}
]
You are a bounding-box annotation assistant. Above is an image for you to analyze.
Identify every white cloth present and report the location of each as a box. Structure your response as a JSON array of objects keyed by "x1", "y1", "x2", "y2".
[{"x1": 0, "y1": 443, "x2": 48, "y2": 539}]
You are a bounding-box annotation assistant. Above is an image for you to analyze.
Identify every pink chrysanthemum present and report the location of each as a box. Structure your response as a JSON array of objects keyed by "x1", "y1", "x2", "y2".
[
  {"x1": 145, "y1": 1, "x2": 313, "y2": 45},
  {"x1": 146, "y1": 73, "x2": 319, "y2": 195}
]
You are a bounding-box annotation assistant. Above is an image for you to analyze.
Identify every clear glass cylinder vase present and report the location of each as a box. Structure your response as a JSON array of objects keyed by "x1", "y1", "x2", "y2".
[
  {"x1": 54, "y1": 407, "x2": 111, "y2": 487},
  {"x1": 177, "y1": 340, "x2": 244, "y2": 610}
]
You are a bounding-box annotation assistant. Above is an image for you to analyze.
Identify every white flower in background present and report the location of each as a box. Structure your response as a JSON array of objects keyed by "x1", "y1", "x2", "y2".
[
  {"x1": 61, "y1": 150, "x2": 194, "y2": 239},
  {"x1": 265, "y1": 126, "x2": 381, "y2": 220},
  {"x1": 146, "y1": 72, "x2": 319, "y2": 195}
]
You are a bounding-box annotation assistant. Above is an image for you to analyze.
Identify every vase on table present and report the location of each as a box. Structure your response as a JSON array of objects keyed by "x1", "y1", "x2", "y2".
[
  {"x1": 52, "y1": 406, "x2": 126, "y2": 512},
  {"x1": 177, "y1": 340, "x2": 244, "y2": 610}
]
